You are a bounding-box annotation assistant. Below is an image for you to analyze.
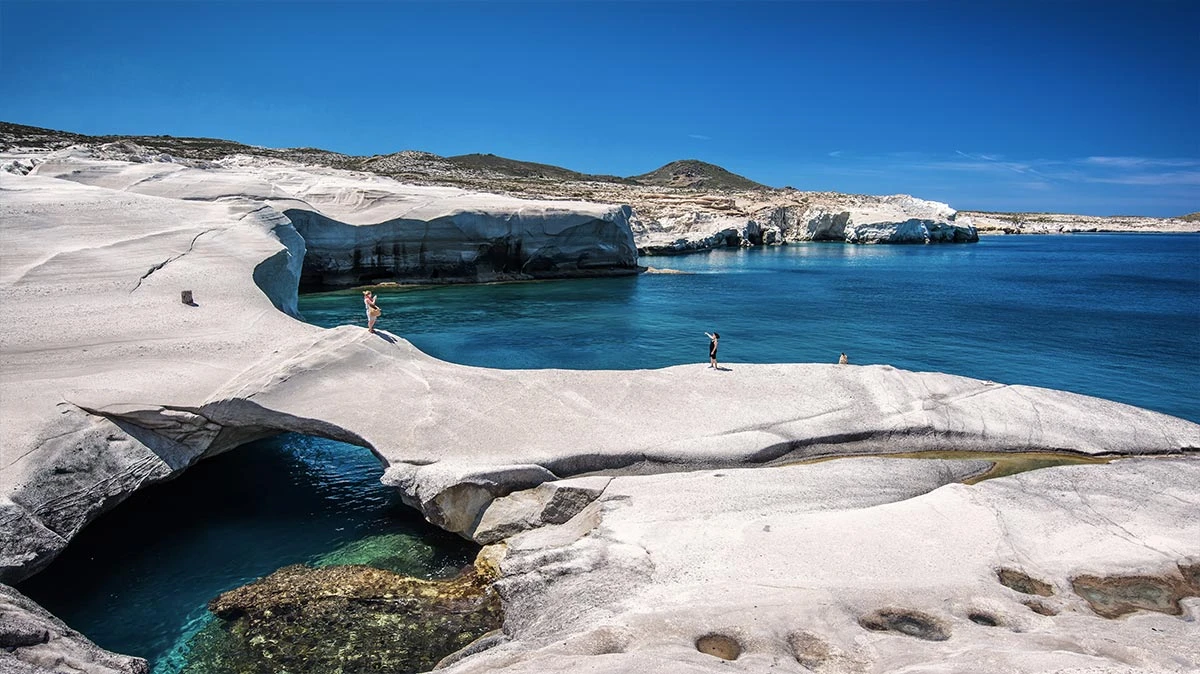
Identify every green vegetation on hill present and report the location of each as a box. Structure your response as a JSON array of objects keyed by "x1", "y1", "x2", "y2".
[
  {"x1": 0, "y1": 121, "x2": 92, "y2": 149},
  {"x1": 1179, "y1": 212, "x2": 1200, "y2": 222},
  {"x1": 631, "y1": 159, "x2": 768, "y2": 190},
  {"x1": 0, "y1": 121, "x2": 357, "y2": 167},
  {"x1": 445, "y1": 153, "x2": 634, "y2": 184}
]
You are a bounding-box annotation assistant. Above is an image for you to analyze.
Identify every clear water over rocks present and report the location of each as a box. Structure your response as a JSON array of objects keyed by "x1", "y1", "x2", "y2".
[{"x1": 306, "y1": 234, "x2": 1200, "y2": 422}]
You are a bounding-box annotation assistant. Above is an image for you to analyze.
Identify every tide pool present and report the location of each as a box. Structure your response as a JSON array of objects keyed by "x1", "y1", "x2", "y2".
[{"x1": 303, "y1": 234, "x2": 1200, "y2": 423}]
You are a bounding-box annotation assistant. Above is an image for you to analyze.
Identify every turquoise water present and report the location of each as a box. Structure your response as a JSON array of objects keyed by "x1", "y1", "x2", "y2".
[
  {"x1": 17, "y1": 435, "x2": 477, "y2": 673},
  {"x1": 305, "y1": 234, "x2": 1200, "y2": 423},
  {"x1": 15, "y1": 233, "x2": 1200, "y2": 672}
]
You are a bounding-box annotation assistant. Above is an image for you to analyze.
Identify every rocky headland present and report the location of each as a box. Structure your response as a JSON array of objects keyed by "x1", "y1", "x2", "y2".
[
  {"x1": 5, "y1": 145, "x2": 639, "y2": 291},
  {"x1": 7, "y1": 122, "x2": 1195, "y2": 260},
  {"x1": 964, "y1": 210, "x2": 1199, "y2": 235},
  {"x1": 2, "y1": 122, "x2": 986, "y2": 256},
  {"x1": 1, "y1": 125, "x2": 1199, "y2": 673}
]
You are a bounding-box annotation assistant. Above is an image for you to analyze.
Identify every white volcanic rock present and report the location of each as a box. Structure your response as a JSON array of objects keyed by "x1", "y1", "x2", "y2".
[
  {"x1": 439, "y1": 457, "x2": 1200, "y2": 673},
  {"x1": 1, "y1": 156, "x2": 1198, "y2": 672},
  {"x1": 962, "y1": 210, "x2": 1198, "y2": 235},
  {"x1": 635, "y1": 192, "x2": 978, "y2": 253},
  {"x1": 0, "y1": 172, "x2": 312, "y2": 580},
  {"x1": 29, "y1": 152, "x2": 640, "y2": 287}
]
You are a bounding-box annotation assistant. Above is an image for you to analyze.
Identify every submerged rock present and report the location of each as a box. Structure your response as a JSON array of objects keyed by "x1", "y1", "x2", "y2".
[{"x1": 184, "y1": 551, "x2": 503, "y2": 674}]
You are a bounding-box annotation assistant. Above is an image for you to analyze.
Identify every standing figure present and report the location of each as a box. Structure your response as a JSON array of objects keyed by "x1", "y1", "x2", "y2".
[
  {"x1": 838, "y1": 352, "x2": 848, "y2": 365},
  {"x1": 705, "y1": 332, "x2": 720, "y2": 369},
  {"x1": 363, "y1": 290, "x2": 381, "y2": 333}
]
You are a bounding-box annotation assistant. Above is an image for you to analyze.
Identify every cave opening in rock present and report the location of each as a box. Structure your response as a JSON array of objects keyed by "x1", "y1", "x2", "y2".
[{"x1": 16, "y1": 433, "x2": 480, "y2": 674}]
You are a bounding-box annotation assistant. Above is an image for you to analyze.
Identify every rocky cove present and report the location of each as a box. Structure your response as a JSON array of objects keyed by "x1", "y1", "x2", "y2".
[
  {"x1": 2, "y1": 125, "x2": 992, "y2": 271},
  {"x1": 2, "y1": 145, "x2": 1200, "y2": 674}
]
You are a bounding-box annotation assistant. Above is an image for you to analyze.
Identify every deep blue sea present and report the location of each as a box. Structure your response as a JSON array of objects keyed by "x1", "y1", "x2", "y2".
[
  {"x1": 16, "y1": 233, "x2": 1200, "y2": 672},
  {"x1": 306, "y1": 234, "x2": 1200, "y2": 422}
]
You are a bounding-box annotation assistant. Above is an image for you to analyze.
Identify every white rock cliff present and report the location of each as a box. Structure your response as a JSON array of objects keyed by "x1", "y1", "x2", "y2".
[{"x1": 23, "y1": 147, "x2": 642, "y2": 288}]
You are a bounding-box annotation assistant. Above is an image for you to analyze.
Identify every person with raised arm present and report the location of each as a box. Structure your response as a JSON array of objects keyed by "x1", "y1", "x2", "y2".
[
  {"x1": 705, "y1": 332, "x2": 720, "y2": 369},
  {"x1": 363, "y1": 290, "x2": 381, "y2": 334}
]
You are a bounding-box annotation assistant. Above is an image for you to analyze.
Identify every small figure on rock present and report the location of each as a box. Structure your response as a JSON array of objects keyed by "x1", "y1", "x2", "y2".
[
  {"x1": 838, "y1": 352, "x2": 848, "y2": 365},
  {"x1": 363, "y1": 290, "x2": 382, "y2": 333},
  {"x1": 706, "y1": 332, "x2": 720, "y2": 369}
]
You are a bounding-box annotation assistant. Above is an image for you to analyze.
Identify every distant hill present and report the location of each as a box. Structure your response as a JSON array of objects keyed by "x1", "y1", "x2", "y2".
[
  {"x1": 0, "y1": 121, "x2": 93, "y2": 149},
  {"x1": 447, "y1": 153, "x2": 586, "y2": 180},
  {"x1": 1, "y1": 121, "x2": 767, "y2": 191},
  {"x1": 0, "y1": 121, "x2": 357, "y2": 167},
  {"x1": 631, "y1": 159, "x2": 768, "y2": 190},
  {"x1": 1179, "y1": 212, "x2": 1200, "y2": 222},
  {"x1": 445, "y1": 153, "x2": 634, "y2": 184}
]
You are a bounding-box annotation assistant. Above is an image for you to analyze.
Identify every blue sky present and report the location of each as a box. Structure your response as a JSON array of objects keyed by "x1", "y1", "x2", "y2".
[{"x1": 1, "y1": 1, "x2": 1196, "y2": 216}]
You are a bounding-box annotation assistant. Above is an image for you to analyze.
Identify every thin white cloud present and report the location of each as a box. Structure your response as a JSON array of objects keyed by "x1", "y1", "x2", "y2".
[
  {"x1": 937, "y1": 153, "x2": 1200, "y2": 187},
  {"x1": 793, "y1": 150, "x2": 1200, "y2": 198},
  {"x1": 951, "y1": 151, "x2": 1038, "y2": 176},
  {"x1": 1083, "y1": 156, "x2": 1200, "y2": 168},
  {"x1": 1015, "y1": 181, "x2": 1054, "y2": 192},
  {"x1": 784, "y1": 150, "x2": 1199, "y2": 214},
  {"x1": 1081, "y1": 171, "x2": 1200, "y2": 186},
  {"x1": 688, "y1": 134, "x2": 711, "y2": 141}
]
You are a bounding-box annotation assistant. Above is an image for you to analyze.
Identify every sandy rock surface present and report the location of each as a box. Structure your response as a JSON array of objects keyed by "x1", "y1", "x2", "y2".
[{"x1": 1, "y1": 154, "x2": 1198, "y2": 673}]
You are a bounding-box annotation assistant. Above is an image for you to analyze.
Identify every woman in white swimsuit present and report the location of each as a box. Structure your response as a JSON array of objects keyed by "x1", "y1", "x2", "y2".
[{"x1": 363, "y1": 290, "x2": 381, "y2": 333}]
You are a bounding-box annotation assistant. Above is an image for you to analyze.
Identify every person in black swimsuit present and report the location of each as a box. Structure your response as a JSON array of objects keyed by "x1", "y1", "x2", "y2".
[{"x1": 705, "y1": 332, "x2": 720, "y2": 369}]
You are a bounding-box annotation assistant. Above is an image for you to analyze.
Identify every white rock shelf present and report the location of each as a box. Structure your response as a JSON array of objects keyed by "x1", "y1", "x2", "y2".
[
  {"x1": 634, "y1": 193, "x2": 979, "y2": 254},
  {"x1": 1, "y1": 155, "x2": 1198, "y2": 673}
]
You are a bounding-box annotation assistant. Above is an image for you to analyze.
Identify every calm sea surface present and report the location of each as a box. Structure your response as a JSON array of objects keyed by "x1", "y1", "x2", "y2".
[
  {"x1": 17, "y1": 233, "x2": 1200, "y2": 672},
  {"x1": 306, "y1": 234, "x2": 1200, "y2": 422}
]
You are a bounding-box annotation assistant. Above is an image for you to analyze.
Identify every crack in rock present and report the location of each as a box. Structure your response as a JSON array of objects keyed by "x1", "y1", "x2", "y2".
[{"x1": 130, "y1": 228, "x2": 216, "y2": 292}]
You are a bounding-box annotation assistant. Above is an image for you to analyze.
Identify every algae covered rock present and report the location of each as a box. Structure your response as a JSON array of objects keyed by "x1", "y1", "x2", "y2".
[{"x1": 182, "y1": 556, "x2": 503, "y2": 674}]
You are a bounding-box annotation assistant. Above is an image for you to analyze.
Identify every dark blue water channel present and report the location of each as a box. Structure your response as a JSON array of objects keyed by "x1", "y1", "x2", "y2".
[
  {"x1": 308, "y1": 234, "x2": 1200, "y2": 423},
  {"x1": 18, "y1": 435, "x2": 477, "y2": 673},
  {"x1": 15, "y1": 233, "x2": 1200, "y2": 673}
]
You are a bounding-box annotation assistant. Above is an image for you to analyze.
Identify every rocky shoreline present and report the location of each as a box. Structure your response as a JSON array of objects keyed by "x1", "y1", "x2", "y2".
[
  {"x1": 6, "y1": 122, "x2": 1195, "y2": 260},
  {"x1": 2, "y1": 141, "x2": 1199, "y2": 673},
  {"x1": 964, "y1": 210, "x2": 1198, "y2": 235}
]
